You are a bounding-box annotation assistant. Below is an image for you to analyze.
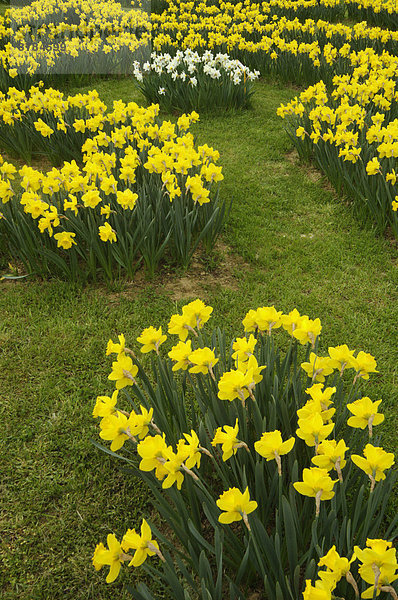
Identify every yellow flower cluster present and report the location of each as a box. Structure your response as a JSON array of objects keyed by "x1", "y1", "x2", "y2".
[
  {"x1": 290, "y1": 15, "x2": 398, "y2": 50},
  {"x1": 345, "y1": 0, "x2": 398, "y2": 10},
  {"x1": 0, "y1": 88, "x2": 223, "y2": 250},
  {"x1": 3, "y1": 0, "x2": 398, "y2": 113},
  {"x1": 93, "y1": 519, "x2": 164, "y2": 583},
  {"x1": 304, "y1": 539, "x2": 398, "y2": 599},
  {"x1": 92, "y1": 299, "x2": 396, "y2": 596},
  {"x1": 0, "y1": 85, "x2": 105, "y2": 130},
  {"x1": 345, "y1": 0, "x2": 398, "y2": 21},
  {"x1": 278, "y1": 54, "x2": 398, "y2": 224},
  {"x1": 149, "y1": 0, "x2": 398, "y2": 66},
  {"x1": 155, "y1": 0, "x2": 398, "y2": 239},
  {"x1": 0, "y1": 0, "x2": 151, "y2": 79},
  {"x1": 281, "y1": 65, "x2": 398, "y2": 151},
  {"x1": 95, "y1": 299, "x2": 392, "y2": 528},
  {"x1": 293, "y1": 378, "x2": 391, "y2": 513}
]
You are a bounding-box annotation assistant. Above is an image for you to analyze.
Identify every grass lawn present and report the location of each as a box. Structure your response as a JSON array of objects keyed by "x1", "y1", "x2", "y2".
[{"x1": 1, "y1": 77, "x2": 397, "y2": 600}]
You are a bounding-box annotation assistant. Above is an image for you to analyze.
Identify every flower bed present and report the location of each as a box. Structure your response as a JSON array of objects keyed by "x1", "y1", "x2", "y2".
[
  {"x1": 0, "y1": 98, "x2": 227, "y2": 280},
  {"x1": 92, "y1": 299, "x2": 397, "y2": 599},
  {"x1": 132, "y1": 49, "x2": 259, "y2": 112},
  {"x1": 277, "y1": 58, "x2": 398, "y2": 237}
]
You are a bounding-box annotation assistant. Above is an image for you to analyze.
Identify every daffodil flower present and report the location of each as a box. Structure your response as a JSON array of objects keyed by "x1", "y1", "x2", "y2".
[
  {"x1": 216, "y1": 487, "x2": 257, "y2": 530},
  {"x1": 351, "y1": 444, "x2": 394, "y2": 492},
  {"x1": 108, "y1": 352, "x2": 138, "y2": 389},
  {"x1": 354, "y1": 539, "x2": 398, "y2": 599},
  {"x1": 93, "y1": 390, "x2": 119, "y2": 419},
  {"x1": 302, "y1": 579, "x2": 331, "y2": 600},
  {"x1": 188, "y1": 347, "x2": 218, "y2": 379},
  {"x1": 254, "y1": 430, "x2": 295, "y2": 475},
  {"x1": 92, "y1": 534, "x2": 128, "y2": 583},
  {"x1": 122, "y1": 519, "x2": 164, "y2": 567},
  {"x1": 212, "y1": 419, "x2": 248, "y2": 461},
  {"x1": 296, "y1": 412, "x2": 334, "y2": 451},
  {"x1": 137, "y1": 326, "x2": 167, "y2": 354},
  {"x1": 293, "y1": 467, "x2": 337, "y2": 516},
  {"x1": 168, "y1": 340, "x2": 192, "y2": 371},
  {"x1": 312, "y1": 439, "x2": 348, "y2": 481},
  {"x1": 347, "y1": 396, "x2": 384, "y2": 437}
]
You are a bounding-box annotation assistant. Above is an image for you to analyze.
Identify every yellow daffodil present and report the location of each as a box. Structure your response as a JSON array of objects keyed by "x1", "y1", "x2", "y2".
[
  {"x1": 137, "y1": 326, "x2": 167, "y2": 354},
  {"x1": 297, "y1": 399, "x2": 335, "y2": 424},
  {"x1": 238, "y1": 354, "x2": 266, "y2": 389},
  {"x1": 53, "y1": 231, "x2": 76, "y2": 249},
  {"x1": 137, "y1": 434, "x2": 169, "y2": 481},
  {"x1": 231, "y1": 334, "x2": 257, "y2": 366},
  {"x1": 217, "y1": 369, "x2": 251, "y2": 404},
  {"x1": 242, "y1": 306, "x2": 283, "y2": 335},
  {"x1": 281, "y1": 308, "x2": 304, "y2": 335},
  {"x1": 182, "y1": 299, "x2": 213, "y2": 330},
  {"x1": 101, "y1": 204, "x2": 112, "y2": 218},
  {"x1": 212, "y1": 419, "x2": 247, "y2": 461},
  {"x1": 305, "y1": 383, "x2": 336, "y2": 408},
  {"x1": 301, "y1": 353, "x2": 335, "y2": 382},
  {"x1": 108, "y1": 352, "x2": 138, "y2": 389},
  {"x1": 178, "y1": 430, "x2": 202, "y2": 469},
  {"x1": 168, "y1": 340, "x2": 192, "y2": 371},
  {"x1": 34, "y1": 118, "x2": 53, "y2": 137},
  {"x1": 93, "y1": 533, "x2": 127, "y2": 583},
  {"x1": 351, "y1": 351, "x2": 378, "y2": 382},
  {"x1": 93, "y1": 390, "x2": 119, "y2": 419},
  {"x1": 162, "y1": 448, "x2": 186, "y2": 490},
  {"x1": 366, "y1": 157, "x2": 381, "y2": 175},
  {"x1": 82, "y1": 189, "x2": 102, "y2": 209},
  {"x1": 106, "y1": 333, "x2": 126, "y2": 356},
  {"x1": 188, "y1": 347, "x2": 218, "y2": 377},
  {"x1": 127, "y1": 406, "x2": 153, "y2": 440},
  {"x1": 296, "y1": 413, "x2": 334, "y2": 450},
  {"x1": 216, "y1": 487, "x2": 257, "y2": 529},
  {"x1": 327, "y1": 344, "x2": 356, "y2": 374},
  {"x1": 292, "y1": 316, "x2": 322, "y2": 347},
  {"x1": 122, "y1": 519, "x2": 163, "y2": 567},
  {"x1": 99, "y1": 411, "x2": 130, "y2": 451},
  {"x1": 318, "y1": 545, "x2": 353, "y2": 582},
  {"x1": 312, "y1": 439, "x2": 348, "y2": 481},
  {"x1": 347, "y1": 397, "x2": 384, "y2": 436},
  {"x1": 293, "y1": 467, "x2": 337, "y2": 516},
  {"x1": 351, "y1": 444, "x2": 394, "y2": 491},
  {"x1": 302, "y1": 580, "x2": 331, "y2": 600},
  {"x1": 99, "y1": 222, "x2": 117, "y2": 243},
  {"x1": 116, "y1": 189, "x2": 138, "y2": 210},
  {"x1": 168, "y1": 313, "x2": 194, "y2": 341},
  {"x1": 254, "y1": 430, "x2": 295, "y2": 475},
  {"x1": 354, "y1": 539, "x2": 398, "y2": 599}
]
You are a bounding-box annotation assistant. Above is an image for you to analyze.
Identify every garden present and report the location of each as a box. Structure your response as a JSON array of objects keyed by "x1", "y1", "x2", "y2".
[{"x1": 0, "y1": 0, "x2": 397, "y2": 599}]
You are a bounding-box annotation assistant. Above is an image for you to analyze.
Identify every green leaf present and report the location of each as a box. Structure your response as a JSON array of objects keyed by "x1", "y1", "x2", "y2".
[
  {"x1": 235, "y1": 538, "x2": 251, "y2": 585},
  {"x1": 199, "y1": 550, "x2": 214, "y2": 593},
  {"x1": 1, "y1": 273, "x2": 32, "y2": 280},
  {"x1": 90, "y1": 439, "x2": 133, "y2": 463},
  {"x1": 188, "y1": 519, "x2": 215, "y2": 555},
  {"x1": 305, "y1": 558, "x2": 316, "y2": 581},
  {"x1": 282, "y1": 495, "x2": 298, "y2": 580}
]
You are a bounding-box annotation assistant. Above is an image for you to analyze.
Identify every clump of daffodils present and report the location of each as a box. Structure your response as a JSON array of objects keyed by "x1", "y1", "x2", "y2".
[
  {"x1": 93, "y1": 299, "x2": 396, "y2": 598},
  {"x1": 278, "y1": 59, "x2": 398, "y2": 238},
  {"x1": 0, "y1": 92, "x2": 227, "y2": 280},
  {"x1": 93, "y1": 519, "x2": 164, "y2": 583},
  {"x1": 132, "y1": 49, "x2": 260, "y2": 112},
  {"x1": 1, "y1": 0, "x2": 151, "y2": 88},
  {"x1": 303, "y1": 540, "x2": 398, "y2": 600}
]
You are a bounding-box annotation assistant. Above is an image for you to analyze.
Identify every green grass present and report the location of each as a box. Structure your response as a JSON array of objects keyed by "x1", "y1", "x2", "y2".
[{"x1": 1, "y1": 77, "x2": 397, "y2": 600}]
